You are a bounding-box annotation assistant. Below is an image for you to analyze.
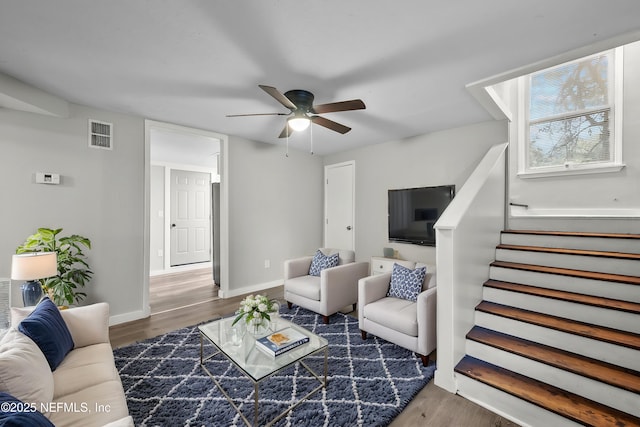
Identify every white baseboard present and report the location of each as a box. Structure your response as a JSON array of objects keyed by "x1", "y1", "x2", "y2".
[
  {"x1": 109, "y1": 307, "x2": 150, "y2": 326},
  {"x1": 218, "y1": 280, "x2": 283, "y2": 299}
]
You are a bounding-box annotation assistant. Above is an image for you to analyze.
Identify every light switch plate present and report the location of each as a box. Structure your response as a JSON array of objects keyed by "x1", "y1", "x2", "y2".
[{"x1": 35, "y1": 172, "x2": 60, "y2": 184}]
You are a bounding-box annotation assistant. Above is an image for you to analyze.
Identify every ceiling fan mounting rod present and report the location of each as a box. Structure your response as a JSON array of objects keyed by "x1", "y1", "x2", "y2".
[{"x1": 284, "y1": 89, "x2": 314, "y2": 112}]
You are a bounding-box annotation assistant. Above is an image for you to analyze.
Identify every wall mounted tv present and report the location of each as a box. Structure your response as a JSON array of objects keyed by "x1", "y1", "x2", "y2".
[{"x1": 388, "y1": 185, "x2": 455, "y2": 246}]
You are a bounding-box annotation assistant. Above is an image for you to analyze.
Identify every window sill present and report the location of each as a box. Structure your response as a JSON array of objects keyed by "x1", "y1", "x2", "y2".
[
  {"x1": 517, "y1": 163, "x2": 625, "y2": 179},
  {"x1": 509, "y1": 207, "x2": 640, "y2": 219}
]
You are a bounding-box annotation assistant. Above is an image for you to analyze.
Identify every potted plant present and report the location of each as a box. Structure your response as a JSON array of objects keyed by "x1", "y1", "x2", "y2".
[
  {"x1": 16, "y1": 227, "x2": 93, "y2": 306},
  {"x1": 232, "y1": 294, "x2": 279, "y2": 334}
]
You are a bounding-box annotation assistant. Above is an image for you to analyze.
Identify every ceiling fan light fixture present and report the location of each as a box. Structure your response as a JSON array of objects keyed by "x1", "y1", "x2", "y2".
[{"x1": 288, "y1": 116, "x2": 311, "y2": 132}]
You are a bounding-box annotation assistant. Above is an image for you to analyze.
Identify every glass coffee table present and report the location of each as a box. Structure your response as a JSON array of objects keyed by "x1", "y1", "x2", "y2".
[{"x1": 198, "y1": 316, "x2": 328, "y2": 427}]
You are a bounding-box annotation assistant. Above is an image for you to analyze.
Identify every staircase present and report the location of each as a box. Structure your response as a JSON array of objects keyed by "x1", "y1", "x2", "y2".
[{"x1": 454, "y1": 230, "x2": 640, "y2": 427}]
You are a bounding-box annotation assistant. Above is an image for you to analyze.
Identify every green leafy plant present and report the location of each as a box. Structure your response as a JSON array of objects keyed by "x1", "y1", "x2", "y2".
[{"x1": 16, "y1": 227, "x2": 93, "y2": 306}]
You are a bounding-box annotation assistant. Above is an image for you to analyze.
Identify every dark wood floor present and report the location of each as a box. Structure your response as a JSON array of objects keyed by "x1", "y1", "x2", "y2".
[{"x1": 109, "y1": 271, "x2": 520, "y2": 427}]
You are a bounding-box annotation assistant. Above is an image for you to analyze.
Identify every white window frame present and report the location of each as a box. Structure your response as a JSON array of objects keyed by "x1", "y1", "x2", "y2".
[{"x1": 518, "y1": 47, "x2": 624, "y2": 178}]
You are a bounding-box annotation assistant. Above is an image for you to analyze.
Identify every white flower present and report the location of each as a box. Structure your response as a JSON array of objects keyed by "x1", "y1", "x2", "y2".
[{"x1": 235, "y1": 294, "x2": 277, "y2": 326}]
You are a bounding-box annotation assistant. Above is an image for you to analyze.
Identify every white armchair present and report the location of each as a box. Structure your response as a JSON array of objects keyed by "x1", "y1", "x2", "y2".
[
  {"x1": 284, "y1": 248, "x2": 369, "y2": 324},
  {"x1": 358, "y1": 262, "x2": 436, "y2": 366}
]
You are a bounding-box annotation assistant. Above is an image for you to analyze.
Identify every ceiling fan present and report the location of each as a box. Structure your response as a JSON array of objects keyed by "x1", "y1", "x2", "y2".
[{"x1": 227, "y1": 85, "x2": 366, "y2": 138}]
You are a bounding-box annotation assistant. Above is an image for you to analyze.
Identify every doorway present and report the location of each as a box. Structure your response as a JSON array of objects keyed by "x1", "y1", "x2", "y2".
[
  {"x1": 169, "y1": 169, "x2": 212, "y2": 267},
  {"x1": 324, "y1": 161, "x2": 356, "y2": 250},
  {"x1": 145, "y1": 121, "x2": 227, "y2": 315}
]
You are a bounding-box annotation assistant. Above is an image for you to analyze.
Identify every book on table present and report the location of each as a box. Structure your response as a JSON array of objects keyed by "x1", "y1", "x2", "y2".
[{"x1": 255, "y1": 327, "x2": 310, "y2": 357}]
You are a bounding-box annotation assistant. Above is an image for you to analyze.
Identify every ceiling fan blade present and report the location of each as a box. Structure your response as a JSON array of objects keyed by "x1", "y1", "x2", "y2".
[
  {"x1": 311, "y1": 99, "x2": 366, "y2": 114},
  {"x1": 259, "y1": 85, "x2": 297, "y2": 110},
  {"x1": 311, "y1": 116, "x2": 351, "y2": 134},
  {"x1": 278, "y1": 123, "x2": 294, "y2": 138},
  {"x1": 226, "y1": 112, "x2": 289, "y2": 117}
]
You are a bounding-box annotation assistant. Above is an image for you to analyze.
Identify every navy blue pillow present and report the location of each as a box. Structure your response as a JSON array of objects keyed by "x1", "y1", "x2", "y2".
[
  {"x1": 308, "y1": 250, "x2": 339, "y2": 276},
  {"x1": 0, "y1": 392, "x2": 54, "y2": 426},
  {"x1": 387, "y1": 263, "x2": 427, "y2": 301},
  {"x1": 18, "y1": 297, "x2": 74, "y2": 371}
]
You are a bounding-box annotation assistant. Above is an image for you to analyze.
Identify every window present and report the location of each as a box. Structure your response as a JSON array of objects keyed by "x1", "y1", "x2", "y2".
[{"x1": 521, "y1": 48, "x2": 623, "y2": 177}]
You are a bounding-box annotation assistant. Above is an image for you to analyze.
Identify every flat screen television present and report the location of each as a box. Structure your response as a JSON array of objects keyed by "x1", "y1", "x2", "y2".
[{"x1": 388, "y1": 185, "x2": 455, "y2": 246}]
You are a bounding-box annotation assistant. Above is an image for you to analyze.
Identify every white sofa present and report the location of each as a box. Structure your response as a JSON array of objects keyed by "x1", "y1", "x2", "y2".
[
  {"x1": 358, "y1": 262, "x2": 437, "y2": 366},
  {"x1": 7, "y1": 302, "x2": 133, "y2": 427},
  {"x1": 284, "y1": 248, "x2": 370, "y2": 324}
]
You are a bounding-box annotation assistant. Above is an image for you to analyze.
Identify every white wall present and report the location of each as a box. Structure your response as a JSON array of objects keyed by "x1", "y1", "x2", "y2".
[
  {"x1": 0, "y1": 104, "x2": 145, "y2": 319},
  {"x1": 0, "y1": 102, "x2": 324, "y2": 318},
  {"x1": 225, "y1": 136, "x2": 324, "y2": 296},
  {"x1": 434, "y1": 143, "x2": 507, "y2": 392},
  {"x1": 323, "y1": 120, "x2": 508, "y2": 264},
  {"x1": 504, "y1": 41, "x2": 640, "y2": 233},
  {"x1": 149, "y1": 164, "x2": 165, "y2": 272}
]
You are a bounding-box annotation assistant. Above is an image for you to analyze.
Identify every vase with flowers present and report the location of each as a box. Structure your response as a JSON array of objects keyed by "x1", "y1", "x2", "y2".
[{"x1": 232, "y1": 294, "x2": 279, "y2": 335}]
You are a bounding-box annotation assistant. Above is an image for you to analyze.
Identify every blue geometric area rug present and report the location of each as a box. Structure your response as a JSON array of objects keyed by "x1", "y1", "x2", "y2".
[{"x1": 113, "y1": 307, "x2": 436, "y2": 427}]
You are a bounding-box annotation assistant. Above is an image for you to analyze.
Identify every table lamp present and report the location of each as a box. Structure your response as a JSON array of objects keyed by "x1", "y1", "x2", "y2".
[{"x1": 11, "y1": 252, "x2": 57, "y2": 306}]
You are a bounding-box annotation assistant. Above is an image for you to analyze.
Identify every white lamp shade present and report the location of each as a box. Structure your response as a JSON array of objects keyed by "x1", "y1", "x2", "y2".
[
  {"x1": 11, "y1": 252, "x2": 57, "y2": 281},
  {"x1": 289, "y1": 117, "x2": 310, "y2": 132}
]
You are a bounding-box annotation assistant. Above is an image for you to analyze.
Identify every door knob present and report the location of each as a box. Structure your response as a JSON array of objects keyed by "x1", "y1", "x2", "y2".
[{"x1": 346, "y1": 226, "x2": 352, "y2": 230}]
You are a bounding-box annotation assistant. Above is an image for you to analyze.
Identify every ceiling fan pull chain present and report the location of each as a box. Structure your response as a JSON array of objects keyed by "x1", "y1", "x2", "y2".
[
  {"x1": 286, "y1": 126, "x2": 289, "y2": 157},
  {"x1": 310, "y1": 123, "x2": 314, "y2": 155}
]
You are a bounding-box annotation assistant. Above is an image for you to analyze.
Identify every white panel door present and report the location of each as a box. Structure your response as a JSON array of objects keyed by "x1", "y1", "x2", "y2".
[
  {"x1": 325, "y1": 162, "x2": 355, "y2": 250},
  {"x1": 170, "y1": 169, "x2": 211, "y2": 266}
]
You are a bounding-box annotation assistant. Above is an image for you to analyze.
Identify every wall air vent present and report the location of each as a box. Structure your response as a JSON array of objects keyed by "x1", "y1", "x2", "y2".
[{"x1": 88, "y1": 119, "x2": 113, "y2": 150}]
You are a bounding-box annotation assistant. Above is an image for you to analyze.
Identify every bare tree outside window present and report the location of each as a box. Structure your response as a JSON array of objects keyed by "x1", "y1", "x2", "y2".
[{"x1": 528, "y1": 52, "x2": 612, "y2": 169}]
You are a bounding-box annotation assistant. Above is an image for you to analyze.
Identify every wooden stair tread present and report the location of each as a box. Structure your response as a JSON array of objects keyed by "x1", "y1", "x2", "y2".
[
  {"x1": 496, "y1": 243, "x2": 640, "y2": 260},
  {"x1": 455, "y1": 355, "x2": 640, "y2": 427},
  {"x1": 484, "y1": 279, "x2": 640, "y2": 315},
  {"x1": 476, "y1": 301, "x2": 640, "y2": 350},
  {"x1": 467, "y1": 326, "x2": 640, "y2": 394},
  {"x1": 503, "y1": 229, "x2": 640, "y2": 240},
  {"x1": 491, "y1": 260, "x2": 640, "y2": 286}
]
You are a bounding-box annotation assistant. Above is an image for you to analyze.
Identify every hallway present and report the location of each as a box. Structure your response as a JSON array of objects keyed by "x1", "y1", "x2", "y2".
[{"x1": 149, "y1": 267, "x2": 218, "y2": 314}]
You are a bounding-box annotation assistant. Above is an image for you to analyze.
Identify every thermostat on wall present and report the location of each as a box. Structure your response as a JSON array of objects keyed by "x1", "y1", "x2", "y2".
[{"x1": 35, "y1": 172, "x2": 61, "y2": 185}]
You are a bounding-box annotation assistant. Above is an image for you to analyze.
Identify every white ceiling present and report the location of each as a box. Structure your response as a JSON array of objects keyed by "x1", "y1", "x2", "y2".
[
  {"x1": 150, "y1": 128, "x2": 220, "y2": 169},
  {"x1": 1, "y1": 1, "x2": 640, "y2": 155}
]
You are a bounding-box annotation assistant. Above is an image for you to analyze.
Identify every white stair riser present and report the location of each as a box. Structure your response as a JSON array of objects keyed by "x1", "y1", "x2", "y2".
[
  {"x1": 495, "y1": 248, "x2": 640, "y2": 276},
  {"x1": 501, "y1": 233, "x2": 640, "y2": 254},
  {"x1": 489, "y1": 266, "x2": 640, "y2": 303},
  {"x1": 475, "y1": 311, "x2": 640, "y2": 371},
  {"x1": 466, "y1": 340, "x2": 640, "y2": 417},
  {"x1": 468, "y1": 231, "x2": 640, "y2": 424},
  {"x1": 456, "y1": 375, "x2": 582, "y2": 427},
  {"x1": 483, "y1": 287, "x2": 640, "y2": 334}
]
